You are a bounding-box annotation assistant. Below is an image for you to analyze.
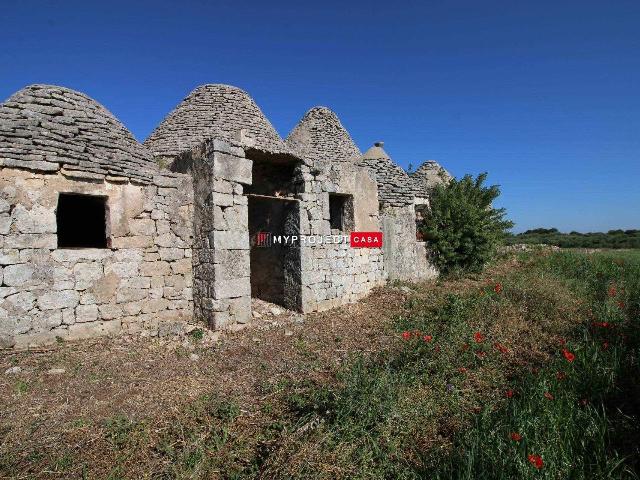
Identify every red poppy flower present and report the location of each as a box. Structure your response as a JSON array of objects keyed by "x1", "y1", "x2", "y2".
[
  {"x1": 458, "y1": 367, "x2": 468, "y2": 374},
  {"x1": 505, "y1": 389, "x2": 514, "y2": 398},
  {"x1": 494, "y1": 283, "x2": 503, "y2": 294},
  {"x1": 562, "y1": 349, "x2": 575, "y2": 363},
  {"x1": 617, "y1": 301, "x2": 625, "y2": 309},
  {"x1": 592, "y1": 321, "x2": 611, "y2": 328},
  {"x1": 494, "y1": 342, "x2": 509, "y2": 354},
  {"x1": 474, "y1": 332, "x2": 485, "y2": 343},
  {"x1": 558, "y1": 338, "x2": 567, "y2": 346},
  {"x1": 556, "y1": 371, "x2": 567, "y2": 381},
  {"x1": 602, "y1": 341, "x2": 609, "y2": 350},
  {"x1": 528, "y1": 454, "x2": 544, "y2": 469},
  {"x1": 423, "y1": 335, "x2": 433, "y2": 343},
  {"x1": 510, "y1": 432, "x2": 522, "y2": 442},
  {"x1": 608, "y1": 285, "x2": 617, "y2": 297},
  {"x1": 544, "y1": 392, "x2": 554, "y2": 400},
  {"x1": 462, "y1": 343, "x2": 470, "y2": 351},
  {"x1": 434, "y1": 345, "x2": 441, "y2": 353},
  {"x1": 402, "y1": 331, "x2": 411, "y2": 340}
]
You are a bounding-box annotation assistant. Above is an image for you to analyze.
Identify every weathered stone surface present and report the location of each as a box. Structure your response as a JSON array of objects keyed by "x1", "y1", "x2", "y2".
[
  {"x1": 75, "y1": 304, "x2": 99, "y2": 323},
  {"x1": 3, "y1": 264, "x2": 34, "y2": 287},
  {"x1": 38, "y1": 290, "x2": 79, "y2": 310},
  {"x1": 0, "y1": 84, "x2": 157, "y2": 183},
  {"x1": 144, "y1": 84, "x2": 291, "y2": 158}
]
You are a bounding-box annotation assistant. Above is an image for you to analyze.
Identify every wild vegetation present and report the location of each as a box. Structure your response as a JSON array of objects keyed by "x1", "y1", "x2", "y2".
[
  {"x1": 418, "y1": 173, "x2": 513, "y2": 273},
  {"x1": 506, "y1": 228, "x2": 640, "y2": 249},
  {"x1": 2, "y1": 249, "x2": 638, "y2": 478}
]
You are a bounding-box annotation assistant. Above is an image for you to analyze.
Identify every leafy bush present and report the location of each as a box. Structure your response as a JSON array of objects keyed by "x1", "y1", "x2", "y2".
[{"x1": 419, "y1": 173, "x2": 513, "y2": 273}]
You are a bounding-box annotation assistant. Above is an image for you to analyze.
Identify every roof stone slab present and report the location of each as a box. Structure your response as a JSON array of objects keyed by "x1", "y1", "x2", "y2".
[
  {"x1": 145, "y1": 84, "x2": 291, "y2": 159},
  {"x1": 0, "y1": 84, "x2": 157, "y2": 183}
]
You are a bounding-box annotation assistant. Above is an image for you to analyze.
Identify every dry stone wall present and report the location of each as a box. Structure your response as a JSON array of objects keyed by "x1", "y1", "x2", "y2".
[
  {"x1": 0, "y1": 168, "x2": 194, "y2": 348},
  {"x1": 296, "y1": 157, "x2": 386, "y2": 312},
  {"x1": 178, "y1": 140, "x2": 252, "y2": 329}
]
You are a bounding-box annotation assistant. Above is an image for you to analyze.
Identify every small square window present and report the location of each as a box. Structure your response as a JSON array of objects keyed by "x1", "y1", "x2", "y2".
[
  {"x1": 56, "y1": 193, "x2": 109, "y2": 248},
  {"x1": 329, "y1": 193, "x2": 354, "y2": 232}
]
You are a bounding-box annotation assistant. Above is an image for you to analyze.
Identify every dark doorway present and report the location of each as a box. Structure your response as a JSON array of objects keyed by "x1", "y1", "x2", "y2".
[
  {"x1": 248, "y1": 195, "x2": 301, "y2": 310},
  {"x1": 56, "y1": 193, "x2": 108, "y2": 248},
  {"x1": 329, "y1": 193, "x2": 354, "y2": 232}
]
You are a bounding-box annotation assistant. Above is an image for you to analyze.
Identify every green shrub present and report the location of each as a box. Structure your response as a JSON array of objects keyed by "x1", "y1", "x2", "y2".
[{"x1": 419, "y1": 173, "x2": 513, "y2": 273}]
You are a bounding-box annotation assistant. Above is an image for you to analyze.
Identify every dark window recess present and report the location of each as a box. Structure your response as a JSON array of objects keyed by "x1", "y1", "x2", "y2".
[
  {"x1": 56, "y1": 193, "x2": 108, "y2": 248},
  {"x1": 329, "y1": 194, "x2": 354, "y2": 232}
]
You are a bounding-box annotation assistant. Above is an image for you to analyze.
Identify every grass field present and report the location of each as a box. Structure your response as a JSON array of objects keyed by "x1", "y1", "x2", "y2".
[{"x1": 1, "y1": 249, "x2": 639, "y2": 478}]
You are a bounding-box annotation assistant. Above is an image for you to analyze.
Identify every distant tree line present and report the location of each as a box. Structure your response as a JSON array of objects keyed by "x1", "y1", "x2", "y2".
[{"x1": 505, "y1": 228, "x2": 640, "y2": 249}]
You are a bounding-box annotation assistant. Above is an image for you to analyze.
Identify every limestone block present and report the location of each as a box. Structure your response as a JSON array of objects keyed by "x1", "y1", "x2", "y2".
[
  {"x1": 0, "y1": 287, "x2": 17, "y2": 299},
  {"x1": 73, "y1": 263, "x2": 103, "y2": 289},
  {"x1": 3, "y1": 264, "x2": 34, "y2": 287},
  {"x1": 122, "y1": 277, "x2": 151, "y2": 289},
  {"x1": 114, "y1": 249, "x2": 144, "y2": 263},
  {"x1": 142, "y1": 298, "x2": 169, "y2": 314},
  {"x1": 140, "y1": 261, "x2": 171, "y2": 277},
  {"x1": 104, "y1": 262, "x2": 138, "y2": 278},
  {"x1": 122, "y1": 301, "x2": 142, "y2": 315},
  {"x1": 62, "y1": 308, "x2": 75, "y2": 325},
  {"x1": 4, "y1": 291, "x2": 36, "y2": 314},
  {"x1": 32, "y1": 310, "x2": 63, "y2": 330},
  {"x1": 222, "y1": 204, "x2": 248, "y2": 231},
  {"x1": 0, "y1": 249, "x2": 19, "y2": 265},
  {"x1": 228, "y1": 296, "x2": 251, "y2": 324},
  {"x1": 111, "y1": 235, "x2": 153, "y2": 249},
  {"x1": 38, "y1": 290, "x2": 79, "y2": 310},
  {"x1": 213, "y1": 250, "x2": 250, "y2": 279},
  {"x1": 0, "y1": 216, "x2": 10, "y2": 235},
  {"x1": 208, "y1": 231, "x2": 249, "y2": 250},
  {"x1": 209, "y1": 192, "x2": 234, "y2": 207},
  {"x1": 158, "y1": 248, "x2": 184, "y2": 261},
  {"x1": 213, "y1": 153, "x2": 252, "y2": 185},
  {"x1": 155, "y1": 233, "x2": 186, "y2": 248},
  {"x1": 156, "y1": 220, "x2": 171, "y2": 235},
  {"x1": 67, "y1": 320, "x2": 121, "y2": 341},
  {"x1": 0, "y1": 335, "x2": 15, "y2": 348},
  {"x1": 5, "y1": 234, "x2": 56, "y2": 249},
  {"x1": 212, "y1": 277, "x2": 250, "y2": 299},
  {"x1": 116, "y1": 288, "x2": 147, "y2": 303},
  {"x1": 12, "y1": 204, "x2": 56, "y2": 234},
  {"x1": 90, "y1": 272, "x2": 120, "y2": 303},
  {"x1": 75, "y1": 304, "x2": 98, "y2": 323},
  {"x1": 51, "y1": 249, "x2": 111, "y2": 262},
  {"x1": 170, "y1": 258, "x2": 192, "y2": 275}
]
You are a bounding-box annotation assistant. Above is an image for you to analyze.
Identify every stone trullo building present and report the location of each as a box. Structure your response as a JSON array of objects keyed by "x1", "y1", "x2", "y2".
[{"x1": 0, "y1": 84, "x2": 451, "y2": 348}]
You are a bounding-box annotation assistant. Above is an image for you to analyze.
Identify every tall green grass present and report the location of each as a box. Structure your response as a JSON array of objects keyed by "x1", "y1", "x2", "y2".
[{"x1": 268, "y1": 251, "x2": 640, "y2": 479}]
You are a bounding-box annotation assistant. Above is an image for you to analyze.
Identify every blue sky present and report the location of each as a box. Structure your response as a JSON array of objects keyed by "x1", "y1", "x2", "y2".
[{"x1": 2, "y1": 0, "x2": 638, "y2": 232}]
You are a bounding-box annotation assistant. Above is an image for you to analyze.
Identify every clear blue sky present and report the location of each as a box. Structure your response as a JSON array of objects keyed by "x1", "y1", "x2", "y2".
[{"x1": 2, "y1": 0, "x2": 638, "y2": 232}]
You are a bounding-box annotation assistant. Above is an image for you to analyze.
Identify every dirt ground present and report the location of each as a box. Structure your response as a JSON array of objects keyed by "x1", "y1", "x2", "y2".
[{"x1": 0, "y1": 285, "x2": 413, "y2": 477}]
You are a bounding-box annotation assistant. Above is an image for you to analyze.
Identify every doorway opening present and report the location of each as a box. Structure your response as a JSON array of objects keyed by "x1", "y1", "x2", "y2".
[{"x1": 248, "y1": 195, "x2": 301, "y2": 310}]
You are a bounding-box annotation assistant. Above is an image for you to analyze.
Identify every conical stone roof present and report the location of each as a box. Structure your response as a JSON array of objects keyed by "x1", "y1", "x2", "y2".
[
  {"x1": 145, "y1": 84, "x2": 290, "y2": 158},
  {"x1": 411, "y1": 160, "x2": 452, "y2": 194},
  {"x1": 357, "y1": 142, "x2": 417, "y2": 207},
  {"x1": 285, "y1": 107, "x2": 361, "y2": 165},
  {"x1": 0, "y1": 84, "x2": 156, "y2": 183}
]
